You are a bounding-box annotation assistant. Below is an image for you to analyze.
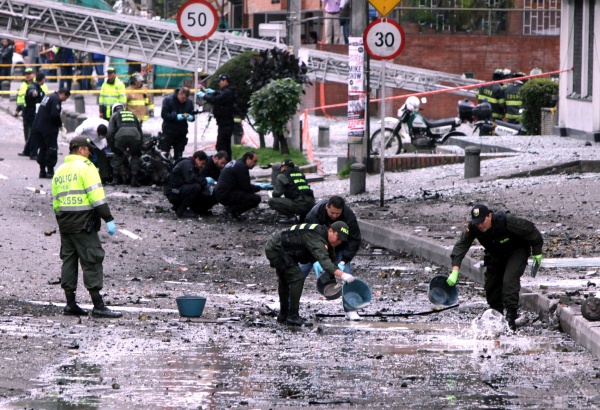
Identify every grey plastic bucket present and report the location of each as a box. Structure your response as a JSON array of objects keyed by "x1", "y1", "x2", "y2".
[
  {"x1": 428, "y1": 275, "x2": 458, "y2": 306},
  {"x1": 317, "y1": 274, "x2": 343, "y2": 300},
  {"x1": 176, "y1": 295, "x2": 207, "y2": 317}
]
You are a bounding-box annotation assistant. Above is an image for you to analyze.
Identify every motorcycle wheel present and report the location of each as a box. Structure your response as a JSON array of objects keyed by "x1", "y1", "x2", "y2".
[{"x1": 370, "y1": 127, "x2": 402, "y2": 156}]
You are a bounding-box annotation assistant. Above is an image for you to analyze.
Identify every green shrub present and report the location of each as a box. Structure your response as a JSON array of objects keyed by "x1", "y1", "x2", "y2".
[
  {"x1": 208, "y1": 50, "x2": 255, "y2": 117},
  {"x1": 520, "y1": 78, "x2": 559, "y2": 135}
]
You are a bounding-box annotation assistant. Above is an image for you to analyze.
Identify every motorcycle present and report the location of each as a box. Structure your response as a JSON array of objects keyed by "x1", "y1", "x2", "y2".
[
  {"x1": 370, "y1": 96, "x2": 466, "y2": 156},
  {"x1": 459, "y1": 99, "x2": 526, "y2": 137},
  {"x1": 137, "y1": 133, "x2": 174, "y2": 186}
]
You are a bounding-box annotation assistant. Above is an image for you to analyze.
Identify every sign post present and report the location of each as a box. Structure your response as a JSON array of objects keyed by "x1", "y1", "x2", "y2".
[
  {"x1": 177, "y1": 0, "x2": 218, "y2": 151},
  {"x1": 363, "y1": 18, "x2": 405, "y2": 207}
]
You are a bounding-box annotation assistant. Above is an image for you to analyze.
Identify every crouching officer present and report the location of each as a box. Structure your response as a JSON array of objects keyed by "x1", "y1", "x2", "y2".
[
  {"x1": 447, "y1": 204, "x2": 543, "y2": 331},
  {"x1": 265, "y1": 221, "x2": 355, "y2": 327},
  {"x1": 52, "y1": 136, "x2": 122, "y2": 318},
  {"x1": 268, "y1": 159, "x2": 316, "y2": 224},
  {"x1": 164, "y1": 150, "x2": 216, "y2": 217},
  {"x1": 107, "y1": 103, "x2": 143, "y2": 187}
]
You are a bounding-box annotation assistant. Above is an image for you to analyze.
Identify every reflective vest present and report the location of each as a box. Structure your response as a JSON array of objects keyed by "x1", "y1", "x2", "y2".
[
  {"x1": 477, "y1": 84, "x2": 505, "y2": 120},
  {"x1": 16, "y1": 79, "x2": 31, "y2": 110},
  {"x1": 115, "y1": 110, "x2": 139, "y2": 129},
  {"x1": 52, "y1": 154, "x2": 108, "y2": 214},
  {"x1": 281, "y1": 169, "x2": 313, "y2": 200},
  {"x1": 504, "y1": 81, "x2": 524, "y2": 123},
  {"x1": 99, "y1": 77, "x2": 127, "y2": 118},
  {"x1": 126, "y1": 84, "x2": 154, "y2": 121},
  {"x1": 281, "y1": 223, "x2": 328, "y2": 263}
]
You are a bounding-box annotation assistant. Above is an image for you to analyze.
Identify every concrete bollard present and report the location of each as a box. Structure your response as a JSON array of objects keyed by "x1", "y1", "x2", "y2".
[
  {"x1": 270, "y1": 162, "x2": 281, "y2": 186},
  {"x1": 67, "y1": 112, "x2": 78, "y2": 132},
  {"x1": 349, "y1": 163, "x2": 366, "y2": 195},
  {"x1": 74, "y1": 95, "x2": 86, "y2": 114},
  {"x1": 71, "y1": 82, "x2": 81, "y2": 91},
  {"x1": 76, "y1": 114, "x2": 87, "y2": 127},
  {"x1": 318, "y1": 125, "x2": 330, "y2": 148},
  {"x1": 1, "y1": 80, "x2": 9, "y2": 99},
  {"x1": 464, "y1": 145, "x2": 481, "y2": 178}
]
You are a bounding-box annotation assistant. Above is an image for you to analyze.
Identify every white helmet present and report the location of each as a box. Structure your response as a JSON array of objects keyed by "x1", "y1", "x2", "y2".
[
  {"x1": 112, "y1": 103, "x2": 125, "y2": 114},
  {"x1": 406, "y1": 96, "x2": 421, "y2": 112}
]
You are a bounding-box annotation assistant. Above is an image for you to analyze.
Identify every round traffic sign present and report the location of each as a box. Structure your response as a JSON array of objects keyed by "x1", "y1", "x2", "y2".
[
  {"x1": 177, "y1": 0, "x2": 218, "y2": 41},
  {"x1": 363, "y1": 18, "x2": 406, "y2": 60}
]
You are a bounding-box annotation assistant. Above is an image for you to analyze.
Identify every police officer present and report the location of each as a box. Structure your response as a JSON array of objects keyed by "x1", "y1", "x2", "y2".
[
  {"x1": 14, "y1": 67, "x2": 35, "y2": 145},
  {"x1": 107, "y1": 103, "x2": 143, "y2": 187},
  {"x1": 265, "y1": 221, "x2": 355, "y2": 326},
  {"x1": 19, "y1": 71, "x2": 49, "y2": 159},
  {"x1": 99, "y1": 66, "x2": 126, "y2": 119},
  {"x1": 126, "y1": 72, "x2": 154, "y2": 123},
  {"x1": 52, "y1": 135, "x2": 122, "y2": 318},
  {"x1": 30, "y1": 88, "x2": 71, "y2": 178},
  {"x1": 447, "y1": 204, "x2": 543, "y2": 331},
  {"x1": 215, "y1": 151, "x2": 268, "y2": 221},
  {"x1": 268, "y1": 159, "x2": 315, "y2": 224},
  {"x1": 199, "y1": 150, "x2": 228, "y2": 181},
  {"x1": 164, "y1": 150, "x2": 216, "y2": 218},
  {"x1": 304, "y1": 195, "x2": 363, "y2": 320},
  {"x1": 477, "y1": 69, "x2": 507, "y2": 121},
  {"x1": 160, "y1": 87, "x2": 195, "y2": 160},
  {"x1": 197, "y1": 73, "x2": 238, "y2": 161}
]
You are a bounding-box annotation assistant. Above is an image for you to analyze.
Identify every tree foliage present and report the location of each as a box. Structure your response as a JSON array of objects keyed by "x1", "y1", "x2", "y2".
[
  {"x1": 249, "y1": 48, "x2": 312, "y2": 92},
  {"x1": 520, "y1": 78, "x2": 559, "y2": 135}
]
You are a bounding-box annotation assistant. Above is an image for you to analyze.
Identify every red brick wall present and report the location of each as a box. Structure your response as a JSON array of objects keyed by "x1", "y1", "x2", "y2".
[{"x1": 306, "y1": 34, "x2": 560, "y2": 119}]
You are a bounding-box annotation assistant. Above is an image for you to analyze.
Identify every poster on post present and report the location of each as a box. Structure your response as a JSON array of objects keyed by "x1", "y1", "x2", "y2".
[{"x1": 348, "y1": 36, "x2": 366, "y2": 144}]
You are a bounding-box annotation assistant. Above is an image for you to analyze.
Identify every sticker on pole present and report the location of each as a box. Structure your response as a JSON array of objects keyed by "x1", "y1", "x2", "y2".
[
  {"x1": 363, "y1": 18, "x2": 405, "y2": 60},
  {"x1": 177, "y1": 0, "x2": 218, "y2": 41}
]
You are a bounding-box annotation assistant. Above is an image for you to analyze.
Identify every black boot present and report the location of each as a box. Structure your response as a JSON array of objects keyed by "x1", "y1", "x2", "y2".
[
  {"x1": 285, "y1": 280, "x2": 311, "y2": 327},
  {"x1": 90, "y1": 292, "x2": 123, "y2": 318},
  {"x1": 130, "y1": 175, "x2": 140, "y2": 188},
  {"x1": 109, "y1": 175, "x2": 121, "y2": 186},
  {"x1": 39, "y1": 168, "x2": 47, "y2": 178},
  {"x1": 506, "y1": 308, "x2": 518, "y2": 331},
  {"x1": 46, "y1": 167, "x2": 54, "y2": 178},
  {"x1": 63, "y1": 291, "x2": 88, "y2": 316}
]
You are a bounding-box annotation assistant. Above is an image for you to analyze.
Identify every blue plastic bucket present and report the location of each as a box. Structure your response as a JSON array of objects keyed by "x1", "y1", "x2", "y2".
[
  {"x1": 176, "y1": 295, "x2": 207, "y2": 317},
  {"x1": 428, "y1": 275, "x2": 459, "y2": 306},
  {"x1": 342, "y1": 278, "x2": 372, "y2": 310}
]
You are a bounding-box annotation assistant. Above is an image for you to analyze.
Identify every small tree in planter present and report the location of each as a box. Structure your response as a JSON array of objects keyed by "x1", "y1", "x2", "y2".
[
  {"x1": 249, "y1": 78, "x2": 304, "y2": 155},
  {"x1": 520, "y1": 78, "x2": 559, "y2": 135}
]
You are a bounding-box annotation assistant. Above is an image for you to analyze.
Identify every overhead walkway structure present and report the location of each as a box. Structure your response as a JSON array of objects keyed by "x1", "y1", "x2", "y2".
[{"x1": 0, "y1": 0, "x2": 481, "y2": 95}]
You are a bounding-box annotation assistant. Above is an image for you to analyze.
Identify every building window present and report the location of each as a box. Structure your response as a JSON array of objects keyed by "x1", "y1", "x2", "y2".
[
  {"x1": 571, "y1": 0, "x2": 583, "y2": 97},
  {"x1": 586, "y1": 0, "x2": 595, "y2": 98}
]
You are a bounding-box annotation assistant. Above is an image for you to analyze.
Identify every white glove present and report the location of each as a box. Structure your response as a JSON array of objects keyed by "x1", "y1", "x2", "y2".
[{"x1": 341, "y1": 273, "x2": 355, "y2": 283}]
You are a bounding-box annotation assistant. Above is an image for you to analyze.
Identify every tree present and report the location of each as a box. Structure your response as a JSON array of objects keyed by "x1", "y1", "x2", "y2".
[{"x1": 249, "y1": 78, "x2": 304, "y2": 155}]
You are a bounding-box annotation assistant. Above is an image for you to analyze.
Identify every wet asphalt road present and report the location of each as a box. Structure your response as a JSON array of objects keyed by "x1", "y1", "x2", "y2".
[{"x1": 1, "y1": 106, "x2": 600, "y2": 409}]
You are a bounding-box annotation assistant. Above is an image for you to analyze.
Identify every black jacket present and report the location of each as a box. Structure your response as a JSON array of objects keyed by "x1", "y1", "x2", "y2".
[
  {"x1": 199, "y1": 156, "x2": 222, "y2": 180},
  {"x1": 165, "y1": 157, "x2": 206, "y2": 191},
  {"x1": 305, "y1": 200, "x2": 362, "y2": 263},
  {"x1": 161, "y1": 89, "x2": 195, "y2": 136},
  {"x1": 203, "y1": 85, "x2": 237, "y2": 125},
  {"x1": 31, "y1": 92, "x2": 63, "y2": 135},
  {"x1": 451, "y1": 211, "x2": 543, "y2": 267},
  {"x1": 215, "y1": 158, "x2": 260, "y2": 197},
  {"x1": 23, "y1": 82, "x2": 45, "y2": 124}
]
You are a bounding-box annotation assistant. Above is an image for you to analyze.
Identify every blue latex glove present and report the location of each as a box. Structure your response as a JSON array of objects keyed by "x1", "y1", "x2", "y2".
[
  {"x1": 196, "y1": 91, "x2": 205, "y2": 99},
  {"x1": 106, "y1": 220, "x2": 116, "y2": 236},
  {"x1": 205, "y1": 88, "x2": 215, "y2": 94},
  {"x1": 313, "y1": 262, "x2": 323, "y2": 277},
  {"x1": 337, "y1": 262, "x2": 346, "y2": 272},
  {"x1": 256, "y1": 183, "x2": 273, "y2": 190},
  {"x1": 186, "y1": 114, "x2": 195, "y2": 122},
  {"x1": 205, "y1": 177, "x2": 215, "y2": 185},
  {"x1": 177, "y1": 114, "x2": 185, "y2": 121}
]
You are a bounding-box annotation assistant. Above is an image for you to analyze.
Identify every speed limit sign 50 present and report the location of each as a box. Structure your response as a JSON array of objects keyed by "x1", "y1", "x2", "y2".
[
  {"x1": 363, "y1": 18, "x2": 406, "y2": 60},
  {"x1": 177, "y1": 0, "x2": 218, "y2": 41}
]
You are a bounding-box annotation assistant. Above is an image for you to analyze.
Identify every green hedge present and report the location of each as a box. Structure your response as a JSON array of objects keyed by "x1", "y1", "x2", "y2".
[{"x1": 521, "y1": 78, "x2": 559, "y2": 135}]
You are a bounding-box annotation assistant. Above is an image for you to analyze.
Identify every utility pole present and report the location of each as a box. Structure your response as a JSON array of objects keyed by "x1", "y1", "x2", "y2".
[
  {"x1": 348, "y1": 0, "x2": 370, "y2": 166},
  {"x1": 288, "y1": 0, "x2": 302, "y2": 150}
]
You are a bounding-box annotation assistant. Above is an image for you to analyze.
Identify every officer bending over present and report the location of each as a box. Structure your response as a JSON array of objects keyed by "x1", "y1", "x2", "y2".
[{"x1": 268, "y1": 159, "x2": 315, "y2": 224}]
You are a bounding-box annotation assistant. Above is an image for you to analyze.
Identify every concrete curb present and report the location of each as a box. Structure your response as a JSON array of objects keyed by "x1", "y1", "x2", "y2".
[{"x1": 358, "y1": 220, "x2": 600, "y2": 361}]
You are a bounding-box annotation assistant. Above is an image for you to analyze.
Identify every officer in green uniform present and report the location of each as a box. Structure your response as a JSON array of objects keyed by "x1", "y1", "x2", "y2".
[
  {"x1": 477, "y1": 69, "x2": 507, "y2": 121},
  {"x1": 268, "y1": 159, "x2": 316, "y2": 224},
  {"x1": 107, "y1": 102, "x2": 143, "y2": 187},
  {"x1": 447, "y1": 204, "x2": 543, "y2": 330},
  {"x1": 14, "y1": 67, "x2": 35, "y2": 144},
  {"x1": 52, "y1": 136, "x2": 122, "y2": 318},
  {"x1": 265, "y1": 221, "x2": 355, "y2": 326}
]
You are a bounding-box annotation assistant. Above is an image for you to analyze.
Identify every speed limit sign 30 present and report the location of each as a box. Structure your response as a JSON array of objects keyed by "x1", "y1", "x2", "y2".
[
  {"x1": 177, "y1": 0, "x2": 218, "y2": 41},
  {"x1": 363, "y1": 18, "x2": 406, "y2": 60}
]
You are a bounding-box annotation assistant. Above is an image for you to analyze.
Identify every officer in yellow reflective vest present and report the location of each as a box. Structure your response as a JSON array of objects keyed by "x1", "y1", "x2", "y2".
[
  {"x1": 52, "y1": 136, "x2": 122, "y2": 318},
  {"x1": 14, "y1": 67, "x2": 35, "y2": 144},
  {"x1": 126, "y1": 72, "x2": 154, "y2": 123},
  {"x1": 98, "y1": 66, "x2": 126, "y2": 119}
]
